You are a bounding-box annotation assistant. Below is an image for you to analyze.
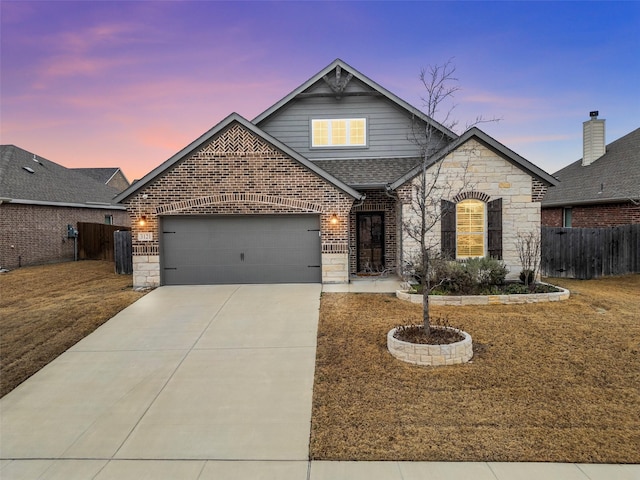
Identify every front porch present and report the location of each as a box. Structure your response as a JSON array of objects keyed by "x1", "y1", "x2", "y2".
[
  {"x1": 322, "y1": 274, "x2": 404, "y2": 293},
  {"x1": 348, "y1": 189, "x2": 402, "y2": 278}
]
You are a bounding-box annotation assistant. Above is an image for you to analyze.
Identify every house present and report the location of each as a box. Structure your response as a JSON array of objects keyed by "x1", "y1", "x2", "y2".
[
  {"x1": 114, "y1": 59, "x2": 557, "y2": 288},
  {"x1": 0, "y1": 145, "x2": 128, "y2": 269},
  {"x1": 73, "y1": 167, "x2": 131, "y2": 193},
  {"x1": 542, "y1": 114, "x2": 640, "y2": 227}
]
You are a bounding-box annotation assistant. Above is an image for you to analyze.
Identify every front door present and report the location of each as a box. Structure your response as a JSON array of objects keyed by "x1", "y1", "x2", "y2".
[{"x1": 357, "y1": 213, "x2": 385, "y2": 273}]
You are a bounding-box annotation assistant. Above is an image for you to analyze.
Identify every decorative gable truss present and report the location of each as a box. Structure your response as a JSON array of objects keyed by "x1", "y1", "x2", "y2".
[{"x1": 323, "y1": 65, "x2": 354, "y2": 98}]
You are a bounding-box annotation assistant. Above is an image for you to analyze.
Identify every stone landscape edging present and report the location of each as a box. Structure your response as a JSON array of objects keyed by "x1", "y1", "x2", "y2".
[
  {"x1": 396, "y1": 283, "x2": 570, "y2": 306},
  {"x1": 387, "y1": 326, "x2": 473, "y2": 366}
]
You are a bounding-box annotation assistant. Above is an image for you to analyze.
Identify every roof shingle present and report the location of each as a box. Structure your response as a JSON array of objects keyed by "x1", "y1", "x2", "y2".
[
  {"x1": 0, "y1": 145, "x2": 122, "y2": 206},
  {"x1": 312, "y1": 158, "x2": 421, "y2": 187},
  {"x1": 542, "y1": 128, "x2": 640, "y2": 206}
]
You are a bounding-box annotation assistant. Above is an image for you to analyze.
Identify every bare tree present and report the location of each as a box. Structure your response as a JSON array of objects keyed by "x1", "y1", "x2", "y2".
[
  {"x1": 515, "y1": 231, "x2": 541, "y2": 288},
  {"x1": 404, "y1": 60, "x2": 498, "y2": 334}
]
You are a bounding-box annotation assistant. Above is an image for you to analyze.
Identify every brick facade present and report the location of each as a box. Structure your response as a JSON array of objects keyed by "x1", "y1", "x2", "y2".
[
  {"x1": 122, "y1": 122, "x2": 356, "y2": 287},
  {"x1": 0, "y1": 203, "x2": 127, "y2": 269},
  {"x1": 349, "y1": 190, "x2": 400, "y2": 274},
  {"x1": 542, "y1": 202, "x2": 640, "y2": 227},
  {"x1": 531, "y1": 179, "x2": 548, "y2": 203},
  {"x1": 541, "y1": 207, "x2": 563, "y2": 227}
]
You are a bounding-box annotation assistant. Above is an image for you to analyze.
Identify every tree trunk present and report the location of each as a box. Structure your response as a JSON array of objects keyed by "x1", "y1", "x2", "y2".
[
  {"x1": 422, "y1": 248, "x2": 430, "y2": 334},
  {"x1": 423, "y1": 285, "x2": 430, "y2": 333}
]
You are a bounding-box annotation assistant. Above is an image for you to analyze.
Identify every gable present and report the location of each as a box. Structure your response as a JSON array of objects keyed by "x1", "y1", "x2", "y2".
[
  {"x1": 254, "y1": 59, "x2": 455, "y2": 163},
  {"x1": 115, "y1": 113, "x2": 362, "y2": 203},
  {"x1": 127, "y1": 123, "x2": 356, "y2": 209},
  {"x1": 390, "y1": 128, "x2": 558, "y2": 190}
]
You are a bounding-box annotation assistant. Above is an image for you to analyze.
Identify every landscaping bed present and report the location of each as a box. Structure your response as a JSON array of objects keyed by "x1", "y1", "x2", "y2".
[
  {"x1": 396, "y1": 282, "x2": 570, "y2": 306},
  {"x1": 311, "y1": 274, "x2": 640, "y2": 462},
  {"x1": 0, "y1": 261, "x2": 147, "y2": 397}
]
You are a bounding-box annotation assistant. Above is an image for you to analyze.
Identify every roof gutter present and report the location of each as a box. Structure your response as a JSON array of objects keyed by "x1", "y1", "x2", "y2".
[
  {"x1": 542, "y1": 197, "x2": 640, "y2": 208},
  {"x1": 0, "y1": 198, "x2": 126, "y2": 210}
]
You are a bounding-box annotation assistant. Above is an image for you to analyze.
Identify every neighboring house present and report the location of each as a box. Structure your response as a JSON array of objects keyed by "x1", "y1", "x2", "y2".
[
  {"x1": 0, "y1": 145, "x2": 128, "y2": 269},
  {"x1": 114, "y1": 59, "x2": 557, "y2": 288},
  {"x1": 73, "y1": 167, "x2": 131, "y2": 192},
  {"x1": 542, "y1": 116, "x2": 640, "y2": 227}
]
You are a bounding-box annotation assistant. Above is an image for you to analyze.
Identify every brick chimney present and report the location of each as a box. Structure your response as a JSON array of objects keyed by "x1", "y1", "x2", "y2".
[{"x1": 582, "y1": 111, "x2": 605, "y2": 166}]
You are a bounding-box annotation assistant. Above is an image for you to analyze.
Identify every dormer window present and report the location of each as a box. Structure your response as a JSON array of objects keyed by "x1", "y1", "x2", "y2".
[{"x1": 311, "y1": 118, "x2": 367, "y2": 147}]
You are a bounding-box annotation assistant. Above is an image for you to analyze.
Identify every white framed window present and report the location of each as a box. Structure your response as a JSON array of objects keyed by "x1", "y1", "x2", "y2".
[
  {"x1": 456, "y1": 199, "x2": 485, "y2": 258},
  {"x1": 311, "y1": 118, "x2": 367, "y2": 147},
  {"x1": 104, "y1": 215, "x2": 113, "y2": 225}
]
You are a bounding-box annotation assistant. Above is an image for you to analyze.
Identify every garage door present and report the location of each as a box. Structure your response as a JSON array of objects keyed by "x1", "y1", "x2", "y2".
[{"x1": 161, "y1": 215, "x2": 322, "y2": 285}]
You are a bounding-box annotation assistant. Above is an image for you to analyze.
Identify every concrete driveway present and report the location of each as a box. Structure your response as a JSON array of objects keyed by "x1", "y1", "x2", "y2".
[
  {"x1": 2, "y1": 283, "x2": 637, "y2": 480},
  {"x1": 1, "y1": 284, "x2": 320, "y2": 479}
]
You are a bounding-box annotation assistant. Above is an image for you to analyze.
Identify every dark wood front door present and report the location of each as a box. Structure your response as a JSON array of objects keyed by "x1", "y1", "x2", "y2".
[{"x1": 357, "y1": 213, "x2": 385, "y2": 272}]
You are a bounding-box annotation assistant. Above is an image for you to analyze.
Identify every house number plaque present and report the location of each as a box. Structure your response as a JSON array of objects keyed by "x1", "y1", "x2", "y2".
[{"x1": 138, "y1": 232, "x2": 153, "y2": 241}]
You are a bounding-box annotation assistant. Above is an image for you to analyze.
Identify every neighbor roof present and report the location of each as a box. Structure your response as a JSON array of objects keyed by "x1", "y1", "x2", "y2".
[
  {"x1": 0, "y1": 145, "x2": 124, "y2": 209},
  {"x1": 542, "y1": 128, "x2": 640, "y2": 207},
  {"x1": 389, "y1": 127, "x2": 559, "y2": 190},
  {"x1": 252, "y1": 58, "x2": 457, "y2": 142},
  {"x1": 114, "y1": 113, "x2": 364, "y2": 203},
  {"x1": 73, "y1": 167, "x2": 125, "y2": 185}
]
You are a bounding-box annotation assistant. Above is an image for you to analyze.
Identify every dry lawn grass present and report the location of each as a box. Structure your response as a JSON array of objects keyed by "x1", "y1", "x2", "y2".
[
  {"x1": 311, "y1": 275, "x2": 640, "y2": 463},
  {"x1": 1, "y1": 261, "x2": 147, "y2": 397}
]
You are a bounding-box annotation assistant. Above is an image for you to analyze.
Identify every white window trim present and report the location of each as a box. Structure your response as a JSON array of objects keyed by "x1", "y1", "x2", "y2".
[{"x1": 310, "y1": 118, "x2": 368, "y2": 148}]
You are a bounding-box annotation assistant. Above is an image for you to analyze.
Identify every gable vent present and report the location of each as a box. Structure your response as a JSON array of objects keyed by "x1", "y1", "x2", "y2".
[{"x1": 22, "y1": 166, "x2": 35, "y2": 174}]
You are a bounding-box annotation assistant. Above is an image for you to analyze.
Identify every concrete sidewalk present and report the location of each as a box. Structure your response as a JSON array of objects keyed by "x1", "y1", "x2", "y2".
[{"x1": 1, "y1": 284, "x2": 637, "y2": 479}]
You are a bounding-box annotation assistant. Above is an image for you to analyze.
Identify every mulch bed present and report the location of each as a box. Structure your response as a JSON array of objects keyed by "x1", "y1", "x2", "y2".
[
  {"x1": 394, "y1": 324, "x2": 464, "y2": 344},
  {"x1": 310, "y1": 275, "x2": 640, "y2": 463}
]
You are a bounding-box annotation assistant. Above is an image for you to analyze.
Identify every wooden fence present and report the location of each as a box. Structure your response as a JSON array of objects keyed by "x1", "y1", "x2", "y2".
[
  {"x1": 77, "y1": 222, "x2": 130, "y2": 262},
  {"x1": 541, "y1": 225, "x2": 640, "y2": 279},
  {"x1": 114, "y1": 230, "x2": 132, "y2": 274}
]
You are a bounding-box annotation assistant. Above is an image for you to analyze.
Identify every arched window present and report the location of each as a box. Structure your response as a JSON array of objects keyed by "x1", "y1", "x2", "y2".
[{"x1": 456, "y1": 199, "x2": 485, "y2": 258}]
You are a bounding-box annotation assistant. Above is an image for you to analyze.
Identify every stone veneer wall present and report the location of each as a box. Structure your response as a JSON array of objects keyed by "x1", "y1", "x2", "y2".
[
  {"x1": 123, "y1": 122, "x2": 355, "y2": 288},
  {"x1": 400, "y1": 139, "x2": 542, "y2": 280}
]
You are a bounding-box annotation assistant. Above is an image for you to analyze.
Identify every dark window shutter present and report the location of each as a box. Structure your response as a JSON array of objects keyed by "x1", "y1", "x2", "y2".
[
  {"x1": 441, "y1": 199, "x2": 456, "y2": 259},
  {"x1": 487, "y1": 198, "x2": 502, "y2": 259}
]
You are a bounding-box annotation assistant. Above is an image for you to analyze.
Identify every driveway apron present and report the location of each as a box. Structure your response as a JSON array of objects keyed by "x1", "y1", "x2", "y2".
[{"x1": 0, "y1": 284, "x2": 320, "y2": 478}]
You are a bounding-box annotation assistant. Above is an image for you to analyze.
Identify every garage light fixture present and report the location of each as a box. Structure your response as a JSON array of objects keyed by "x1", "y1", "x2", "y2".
[
  {"x1": 138, "y1": 216, "x2": 147, "y2": 227},
  {"x1": 330, "y1": 214, "x2": 339, "y2": 225}
]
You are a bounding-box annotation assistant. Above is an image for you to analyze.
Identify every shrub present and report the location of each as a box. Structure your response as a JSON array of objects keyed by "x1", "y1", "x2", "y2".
[
  {"x1": 465, "y1": 257, "x2": 508, "y2": 287},
  {"x1": 505, "y1": 283, "x2": 529, "y2": 294}
]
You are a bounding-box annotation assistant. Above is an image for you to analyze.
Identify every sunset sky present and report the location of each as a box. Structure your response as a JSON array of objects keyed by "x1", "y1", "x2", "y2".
[{"x1": 1, "y1": 1, "x2": 638, "y2": 182}]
